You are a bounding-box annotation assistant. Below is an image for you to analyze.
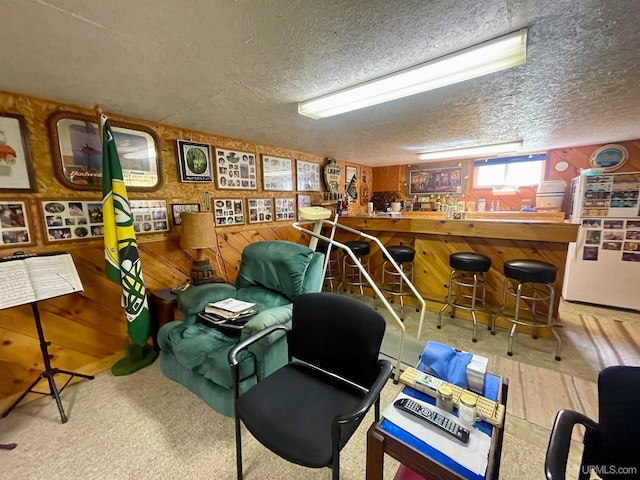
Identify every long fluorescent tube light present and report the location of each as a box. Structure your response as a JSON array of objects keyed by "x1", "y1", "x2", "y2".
[
  {"x1": 418, "y1": 141, "x2": 523, "y2": 161},
  {"x1": 298, "y1": 28, "x2": 527, "y2": 119}
]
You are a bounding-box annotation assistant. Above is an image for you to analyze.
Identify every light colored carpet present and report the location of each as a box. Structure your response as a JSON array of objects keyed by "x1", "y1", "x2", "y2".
[{"x1": 1, "y1": 298, "x2": 637, "y2": 479}]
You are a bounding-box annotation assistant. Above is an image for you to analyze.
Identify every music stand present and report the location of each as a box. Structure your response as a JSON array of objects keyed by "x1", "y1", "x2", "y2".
[{"x1": 0, "y1": 252, "x2": 94, "y2": 424}]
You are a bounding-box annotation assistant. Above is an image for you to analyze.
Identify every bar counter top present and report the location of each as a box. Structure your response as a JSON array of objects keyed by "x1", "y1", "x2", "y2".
[{"x1": 339, "y1": 215, "x2": 578, "y2": 243}]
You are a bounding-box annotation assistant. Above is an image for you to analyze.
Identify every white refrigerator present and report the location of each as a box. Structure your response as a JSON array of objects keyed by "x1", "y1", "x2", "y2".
[{"x1": 562, "y1": 172, "x2": 640, "y2": 310}]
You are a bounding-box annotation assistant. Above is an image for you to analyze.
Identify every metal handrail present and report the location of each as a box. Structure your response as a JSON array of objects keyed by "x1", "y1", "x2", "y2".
[{"x1": 293, "y1": 213, "x2": 427, "y2": 381}]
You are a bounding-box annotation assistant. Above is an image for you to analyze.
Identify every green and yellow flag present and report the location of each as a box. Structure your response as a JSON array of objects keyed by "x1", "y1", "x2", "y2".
[{"x1": 101, "y1": 114, "x2": 150, "y2": 347}]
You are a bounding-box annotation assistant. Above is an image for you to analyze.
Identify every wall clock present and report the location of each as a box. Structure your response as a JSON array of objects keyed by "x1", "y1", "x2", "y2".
[{"x1": 589, "y1": 144, "x2": 628, "y2": 172}]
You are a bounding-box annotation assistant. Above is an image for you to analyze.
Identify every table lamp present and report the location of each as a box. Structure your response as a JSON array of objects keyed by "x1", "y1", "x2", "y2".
[{"x1": 180, "y1": 212, "x2": 217, "y2": 285}]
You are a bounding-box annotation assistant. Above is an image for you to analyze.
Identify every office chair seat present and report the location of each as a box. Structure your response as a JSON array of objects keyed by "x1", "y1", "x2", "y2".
[{"x1": 237, "y1": 362, "x2": 364, "y2": 467}]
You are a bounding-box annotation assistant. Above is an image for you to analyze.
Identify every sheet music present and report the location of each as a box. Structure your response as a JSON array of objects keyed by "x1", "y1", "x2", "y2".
[
  {"x1": 0, "y1": 253, "x2": 83, "y2": 310},
  {"x1": 0, "y1": 260, "x2": 38, "y2": 310},
  {"x1": 26, "y1": 254, "x2": 83, "y2": 301}
]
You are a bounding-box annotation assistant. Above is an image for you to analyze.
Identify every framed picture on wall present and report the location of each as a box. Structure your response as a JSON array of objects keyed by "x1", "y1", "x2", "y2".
[
  {"x1": 214, "y1": 148, "x2": 257, "y2": 190},
  {"x1": 0, "y1": 200, "x2": 32, "y2": 246},
  {"x1": 131, "y1": 200, "x2": 169, "y2": 234},
  {"x1": 177, "y1": 140, "x2": 213, "y2": 182},
  {"x1": 275, "y1": 197, "x2": 296, "y2": 221},
  {"x1": 247, "y1": 198, "x2": 273, "y2": 224},
  {"x1": 296, "y1": 160, "x2": 320, "y2": 191},
  {"x1": 407, "y1": 164, "x2": 465, "y2": 195},
  {"x1": 262, "y1": 155, "x2": 293, "y2": 191},
  {"x1": 48, "y1": 111, "x2": 161, "y2": 191},
  {"x1": 171, "y1": 203, "x2": 201, "y2": 226},
  {"x1": 0, "y1": 113, "x2": 37, "y2": 192},
  {"x1": 41, "y1": 199, "x2": 104, "y2": 241},
  {"x1": 213, "y1": 198, "x2": 245, "y2": 226},
  {"x1": 297, "y1": 194, "x2": 311, "y2": 219}
]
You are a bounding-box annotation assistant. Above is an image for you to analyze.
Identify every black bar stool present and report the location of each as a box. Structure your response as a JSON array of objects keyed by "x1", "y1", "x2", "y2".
[
  {"x1": 374, "y1": 245, "x2": 417, "y2": 320},
  {"x1": 492, "y1": 259, "x2": 562, "y2": 360},
  {"x1": 315, "y1": 240, "x2": 340, "y2": 292},
  {"x1": 339, "y1": 240, "x2": 371, "y2": 302},
  {"x1": 437, "y1": 252, "x2": 491, "y2": 342}
]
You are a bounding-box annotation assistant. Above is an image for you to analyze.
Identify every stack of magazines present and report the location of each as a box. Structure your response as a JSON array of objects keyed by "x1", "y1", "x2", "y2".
[{"x1": 198, "y1": 298, "x2": 257, "y2": 330}]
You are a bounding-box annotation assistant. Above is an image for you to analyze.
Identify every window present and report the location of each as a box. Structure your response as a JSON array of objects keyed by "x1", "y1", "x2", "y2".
[{"x1": 473, "y1": 153, "x2": 547, "y2": 188}]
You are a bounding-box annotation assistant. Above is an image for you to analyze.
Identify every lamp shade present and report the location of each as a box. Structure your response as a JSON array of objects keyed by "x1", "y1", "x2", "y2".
[{"x1": 180, "y1": 212, "x2": 216, "y2": 249}]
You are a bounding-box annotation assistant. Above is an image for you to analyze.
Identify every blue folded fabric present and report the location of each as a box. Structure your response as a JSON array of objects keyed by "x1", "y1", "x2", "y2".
[{"x1": 420, "y1": 341, "x2": 472, "y2": 389}]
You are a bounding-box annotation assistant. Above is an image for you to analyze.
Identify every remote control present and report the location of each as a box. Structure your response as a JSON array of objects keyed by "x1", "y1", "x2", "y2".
[{"x1": 394, "y1": 398, "x2": 470, "y2": 444}]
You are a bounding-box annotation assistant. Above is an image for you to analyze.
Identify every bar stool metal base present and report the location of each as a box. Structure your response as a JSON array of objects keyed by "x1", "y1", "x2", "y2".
[
  {"x1": 437, "y1": 270, "x2": 490, "y2": 342},
  {"x1": 492, "y1": 279, "x2": 562, "y2": 361},
  {"x1": 374, "y1": 260, "x2": 417, "y2": 320}
]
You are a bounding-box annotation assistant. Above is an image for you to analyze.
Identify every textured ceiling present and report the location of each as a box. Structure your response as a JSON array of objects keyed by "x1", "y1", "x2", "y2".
[{"x1": 1, "y1": 0, "x2": 639, "y2": 167}]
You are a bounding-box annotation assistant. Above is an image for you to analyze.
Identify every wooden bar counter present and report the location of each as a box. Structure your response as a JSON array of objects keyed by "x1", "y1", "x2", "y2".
[{"x1": 334, "y1": 214, "x2": 579, "y2": 337}]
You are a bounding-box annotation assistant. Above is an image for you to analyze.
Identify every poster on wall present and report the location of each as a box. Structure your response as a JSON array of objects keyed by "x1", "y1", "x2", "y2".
[
  {"x1": 215, "y1": 148, "x2": 257, "y2": 190},
  {"x1": 213, "y1": 198, "x2": 245, "y2": 226},
  {"x1": 247, "y1": 198, "x2": 273, "y2": 224},
  {"x1": 0, "y1": 201, "x2": 31, "y2": 245},
  {"x1": 275, "y1": 198, "x2": 296, "y2": 221}
]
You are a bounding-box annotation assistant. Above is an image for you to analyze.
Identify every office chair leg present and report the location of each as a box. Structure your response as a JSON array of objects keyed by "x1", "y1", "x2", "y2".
[{"x1": 235, "y1": 415, "x2": 243, "y2": 480}]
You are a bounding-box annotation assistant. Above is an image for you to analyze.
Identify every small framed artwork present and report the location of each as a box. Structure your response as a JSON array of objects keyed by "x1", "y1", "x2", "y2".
[
  {"x1": 590, "y1": 144, "x2": 629, "y2": 172},
  {"x1": 41, "y1": 199, "x2": 105, "y2": 241},
  {"x1": 296, "y1": 160, "x2": 320, "y2": 191},
  {"x1": 215, "y1": 148, "x2": 257, "y2": 190},
  {"x1": 275, "y1": 198, "x2": 296, "y2": 221},
  {"x1": 0, "y1": 113, "x2": 37, "y2": 192},
  {"x1": 130, "y1": 200, "x2": 170, "y2": 234},
  {"x1": 171, "y1": 203, "x2": 201, "y2": 226},
  {"x1": 247, "y1": 198, "x2": 273, "y2": 224},
  {"x1": 0, "y1": 201, "x2": 32, "y2": 246},
  {"x1": 48, "y1": 111, "x2": 161, "y2": 191},
  {"x1": 213, "y1": 198, "x2": 245, "y2": 226},
  {"x1": 345, "y1": 165, "x2": 358, "y2": 202},
  {"x1": 262, "y1": 155, "x2": 293, "y2": 191},
  {"x1": 297, "y1": 194, "x2": 311, "y2": 219},
  {"x1": 177, "y1": 140, "x2": 213, "y2": 182}
]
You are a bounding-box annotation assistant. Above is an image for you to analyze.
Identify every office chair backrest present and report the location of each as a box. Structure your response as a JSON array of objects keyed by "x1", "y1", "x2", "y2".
[
  {"x1": 291, "y1": 293, "x2": 386, "y2": 388},
  {"x1": 596, "y1": 365, "x2": 640, "y2": 475}
]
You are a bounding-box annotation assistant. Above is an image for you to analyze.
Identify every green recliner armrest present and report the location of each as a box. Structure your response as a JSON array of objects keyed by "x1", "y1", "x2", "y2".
[
  {"x1": 177, "y1": 283, "x2": 238, "y2": 324},
  {"x1": 241, "y1": 304, "x2": 293, "y2": 342}
]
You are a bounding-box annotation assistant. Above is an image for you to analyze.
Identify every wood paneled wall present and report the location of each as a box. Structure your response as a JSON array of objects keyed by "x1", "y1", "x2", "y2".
[
  {"x1": 378, "y1": 141, "x2": 640, "y2": 212},
  {"x1": 0, "y1": 90, "x2": 371, "y2": 408}
]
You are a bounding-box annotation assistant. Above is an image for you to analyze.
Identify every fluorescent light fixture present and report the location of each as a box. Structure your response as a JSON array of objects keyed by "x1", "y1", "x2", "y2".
[
  {"x1": 298, "y1": 29, "x2": 527, "y2": 119},
  {"x1": 418, "y1": 141, "x2": 523, "y2": 161}
]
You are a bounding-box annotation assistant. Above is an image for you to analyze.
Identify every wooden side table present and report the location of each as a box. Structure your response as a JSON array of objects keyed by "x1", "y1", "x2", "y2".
[{"x1": 149, "y1": 288, "x2": 179, "y2": 351}]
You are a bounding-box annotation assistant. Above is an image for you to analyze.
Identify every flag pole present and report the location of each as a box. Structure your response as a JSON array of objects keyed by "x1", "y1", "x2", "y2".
[{"x1": 98, "y1": 106, "x2": 157, "y2": 375}]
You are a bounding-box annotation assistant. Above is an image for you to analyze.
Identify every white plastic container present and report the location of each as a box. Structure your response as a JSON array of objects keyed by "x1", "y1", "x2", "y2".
[{"x1": 536, "y1": 180, "x2": 567, "y2": 209}]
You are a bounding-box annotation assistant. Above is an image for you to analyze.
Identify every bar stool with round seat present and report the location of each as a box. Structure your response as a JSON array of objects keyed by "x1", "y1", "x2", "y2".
[
  {"x1": 492, "y1": 259, "x2": 562, "y2": 360},
  {"x1": 374, "y1": 245, "x2": 417, "y2": 320},
  {"x1": 339, "y1": 240, "x2": 371, "y2": 302},
  {"x1": 437, "y1": 252, "x2": 491, "y2": 342},
  {"x1": 315, "y1": 240, "x2": 340, "y2": 292}
]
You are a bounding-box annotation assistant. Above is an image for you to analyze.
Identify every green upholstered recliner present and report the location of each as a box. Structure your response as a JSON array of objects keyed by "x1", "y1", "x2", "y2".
[{"x1": 157, "y1": 240, "x2": 324, "y2": 417}]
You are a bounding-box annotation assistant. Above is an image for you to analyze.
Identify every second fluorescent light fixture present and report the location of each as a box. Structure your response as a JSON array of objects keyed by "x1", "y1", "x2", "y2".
[
  {"x1": 298, "y1": 28, "x2": 527, "y2": 119},
  {"x1": 418, "y1": 141, "x2": 523, "y2": 161}
]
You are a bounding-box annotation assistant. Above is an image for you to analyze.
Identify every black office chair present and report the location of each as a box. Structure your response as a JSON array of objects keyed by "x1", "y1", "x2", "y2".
[
  {"x1": 229, "y1": 292, "x2": 393, "y2": 480},
  {"x1": 544, "y1": 365, "x2": 640, "y2": 479}
]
